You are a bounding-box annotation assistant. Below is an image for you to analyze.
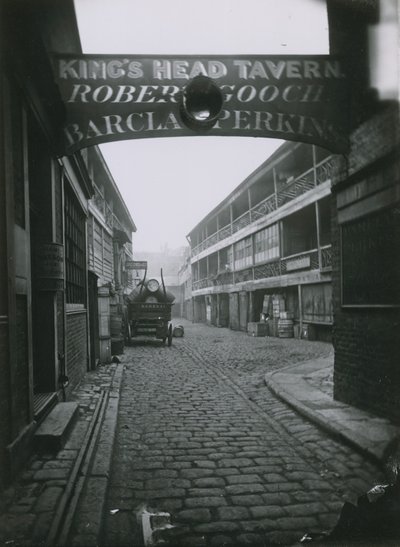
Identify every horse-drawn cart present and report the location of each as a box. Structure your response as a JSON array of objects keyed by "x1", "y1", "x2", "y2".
[{"x1": 126, "y1": 270, "x2": 175, "y2": 346}]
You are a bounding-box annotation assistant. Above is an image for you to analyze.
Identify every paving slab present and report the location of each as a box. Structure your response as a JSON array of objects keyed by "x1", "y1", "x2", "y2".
[
  {"x1": 265, "y1": 356, "x2": 400, "y2": 463},
  {"x1": 0, "y1": 362, "x2": 121, "y2": 547}
]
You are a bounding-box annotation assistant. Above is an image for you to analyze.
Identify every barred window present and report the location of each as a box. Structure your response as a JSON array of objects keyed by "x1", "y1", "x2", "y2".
[
  {"x1": 254, "y1": 224, "x2": 279, "y2": 264},
  {"x1": 65, "y1": 187, "x2": 86, "y2": 304}
]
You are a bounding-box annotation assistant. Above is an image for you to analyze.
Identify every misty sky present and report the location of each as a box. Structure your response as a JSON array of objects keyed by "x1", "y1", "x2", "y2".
[{"x1": 73, "y1": 0, "x2": 331, "y2": 252}]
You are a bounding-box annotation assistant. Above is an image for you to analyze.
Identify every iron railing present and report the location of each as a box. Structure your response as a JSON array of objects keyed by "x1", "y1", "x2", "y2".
[
  {"x1": 191, "y1": 156, "x2": 333, "y2": 258},
  {"x1": 192, "y1": 246, "x2": 332, "y2": 291}
]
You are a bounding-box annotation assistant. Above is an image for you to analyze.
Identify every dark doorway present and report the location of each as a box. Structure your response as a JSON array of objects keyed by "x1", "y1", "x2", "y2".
[
  {"x1": 28, "y1": 119, "x2": 56, "y2": 396},
  {"x1": 88, "y1": 271, "x2": 100, "y2": 370}
]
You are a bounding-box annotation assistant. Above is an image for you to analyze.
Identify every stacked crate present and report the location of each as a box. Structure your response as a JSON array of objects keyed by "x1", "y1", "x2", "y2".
[
  {"x1": 278, "y1": 311, "x2": 294, "y2": 338},
  {"x1": 247, "y1": 322, "x2": 269, "y2": 337},
  {"x1": 270, "y1": 295, "x2": 285, "y2": 337}
]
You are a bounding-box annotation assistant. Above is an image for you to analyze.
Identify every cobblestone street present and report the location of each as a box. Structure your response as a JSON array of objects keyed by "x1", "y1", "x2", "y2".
[{"x1": 102, "y1": 320, "x2": 383, "y2": 547}]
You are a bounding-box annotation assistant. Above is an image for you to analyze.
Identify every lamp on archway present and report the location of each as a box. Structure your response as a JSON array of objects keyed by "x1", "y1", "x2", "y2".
[{"x1": 179, "y1": 75, "x2": 224, "y2": 130}]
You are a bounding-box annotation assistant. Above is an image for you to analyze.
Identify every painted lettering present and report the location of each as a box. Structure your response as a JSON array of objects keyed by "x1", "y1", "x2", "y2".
[
  {"x1": 67, "y1": 84, "x2": 91, "y2": 103},
  {"x1": 233, "y1": 110, "x2": 251, "y2": 129},
  {"x1": 127, "y1": 61, "x2": 144, "y2": 78},
  {"x1": 248, "y1": 61, "x2": 269, "y2": 79},
  {"x1": 136, "y1": 85, "x2": 158, "y2": 103},
  {"x1": 126, "y1": 113, "x2": 145, "y2": 132},
  {"x1": 237, "y1": 85, "x2": 257, "y2": 102},
  {"x1": 113, "y1": 85, "x2": 136, "y2": 103},
  {"x1": 92, "y1": 85, "x2": 113, "y2": 103},
  {"x1": 259, "y1": 85, "x2": 279, "y2": 102}
]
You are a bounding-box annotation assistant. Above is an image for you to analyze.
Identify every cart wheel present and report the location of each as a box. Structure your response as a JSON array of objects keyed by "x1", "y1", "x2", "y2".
[{"x1": 167, "y1": 324, "x2": 173, "y2": 347}]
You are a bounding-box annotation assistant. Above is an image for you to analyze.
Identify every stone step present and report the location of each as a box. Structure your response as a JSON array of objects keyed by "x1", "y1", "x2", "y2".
[{"x1": 34, "y1": 402, "x2": 79, "y2": 452}]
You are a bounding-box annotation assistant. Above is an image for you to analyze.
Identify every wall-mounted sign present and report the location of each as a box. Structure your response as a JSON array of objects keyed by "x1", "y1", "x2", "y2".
[
  {"x1": 286, "y1": 255, "x2": 311, "y2": 272},
  {"x1": 53, "y1": 54, "x2": 349, "y2": 154},
  {"x1": 35, "y1": 243, "x2": 64, "y2": 291},
  {"x1": 125, "y1": 260, "x2": 147, "y2": 270}
]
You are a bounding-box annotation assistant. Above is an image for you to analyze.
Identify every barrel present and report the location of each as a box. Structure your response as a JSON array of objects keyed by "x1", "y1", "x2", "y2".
[
  {"x1": 128, "y1": 284, "x2": 176, "y2": 303},
  {"x1": 173, "y1": 325, "x2": 184, "y2": 338},
  {"x1": 110, "y1": 315, "x2": 123, "y2": 336},
  {"x1": 278, "y1": 318, "x2": 294, "y2": 338}
]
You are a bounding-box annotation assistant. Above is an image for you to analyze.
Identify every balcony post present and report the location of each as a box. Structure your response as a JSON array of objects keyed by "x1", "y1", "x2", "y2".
[
  {"x1": 247, "y1": 188, "x2": 252, "y2": 222},
  {"x1": 273, "y1": 167, "x2": 278, "y2": 209},
  {"x1": 279, "y1": 220, "x2": 284, "y2": 261},
  {"x1": 312, "y1": 145, "x2": 318, "y2": 186},
  {"x1": 315, "y1": 201, "x2": 322, "y2": 270},
  {"x1": 231, "y1": 243, "x2": 235, "y2": 285},
  {"x1": 298, "y1": 284, "x2": 303, "y2": 338},
  {"x1": 250, "y1": 234, "x2": 255, "y2": 280}
]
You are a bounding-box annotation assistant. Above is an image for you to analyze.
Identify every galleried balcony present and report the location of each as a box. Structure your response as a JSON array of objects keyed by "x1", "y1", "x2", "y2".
[
  {"x1": 191, "y1": 153, "x2": 333, "y2": 258},
  {"x1": 191, "y1": 244, "x2": 332, "y2": 292}
]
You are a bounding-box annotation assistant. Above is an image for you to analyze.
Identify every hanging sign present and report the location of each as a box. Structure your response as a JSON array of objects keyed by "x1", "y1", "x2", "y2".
[
  {"x1": 286, "y1": 256, "x2": 311, "y2": 271},
  {"x1": 53, "y1": 54, "x2": 349, "y2": 154},
  {"x1": 125, "y1": 260, "x2": 147, "y2": 270},
  {"x1": 35, "y1": 243, "x2": 64, "y2": 291}
]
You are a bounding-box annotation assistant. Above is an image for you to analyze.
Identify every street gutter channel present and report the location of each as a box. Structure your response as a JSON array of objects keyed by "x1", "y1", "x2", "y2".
[{"x1": 45, "y1": 382, "x2": 111, "y2": 546}]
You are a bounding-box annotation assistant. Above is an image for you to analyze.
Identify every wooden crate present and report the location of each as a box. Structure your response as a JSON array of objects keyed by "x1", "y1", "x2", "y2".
[{"x1": 247, "y1": 322, "x2": 269, "y2": 337}]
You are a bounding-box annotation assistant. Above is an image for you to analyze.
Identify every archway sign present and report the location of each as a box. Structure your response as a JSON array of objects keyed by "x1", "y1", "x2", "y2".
[{"x1": 54, "y1": 54, "x2": 349, "y2": 154}]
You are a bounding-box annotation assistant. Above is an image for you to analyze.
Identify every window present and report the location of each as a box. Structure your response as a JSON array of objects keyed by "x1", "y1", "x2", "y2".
[
  {"x1": 65, "y1": 186, "x2": 86, "y2": 304},
  {"x1": 227, "y1": 247, "x2": 233, "y2": 270},
  {"x1": 234, "y1": 237, "x2": 252, "y2": 270},
  {"x1": 254, "y1": 224, "x2": 279, "y2": 263},
  {"x1": 282, "y1": 206, "x2": 317, "y2": 256},
  {"x1": 219, "y1": 247, "x2": 233, "y2": 272}
]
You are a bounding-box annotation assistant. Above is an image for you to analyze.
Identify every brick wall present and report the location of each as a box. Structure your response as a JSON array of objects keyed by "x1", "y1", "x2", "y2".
[
  {"x1": 331, "y1": 104, "x2": 400, "y2": 422},
  {"x1": 333, "y1": 309, "x2": 400, "y2": 420},
  {"x1": 0, "y1": 323, "x2": 11, "y2": 490},
  {"x1": 66, "y1": 311, "x2": 88, "y2": 392},
  {"x1": 13, "y1": 295, "x2": 30, "y2": 434}
]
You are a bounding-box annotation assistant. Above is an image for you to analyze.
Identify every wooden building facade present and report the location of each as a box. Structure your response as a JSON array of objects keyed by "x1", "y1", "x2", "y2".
[
  {"x1": 188, "y1": 141, "x2": 334, "y2": 342},
  {"x1": 0, "y1": 0, "x2": 136, "y2": 489}
]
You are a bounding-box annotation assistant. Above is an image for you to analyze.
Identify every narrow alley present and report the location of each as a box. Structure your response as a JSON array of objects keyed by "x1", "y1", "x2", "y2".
[{"x1": 96, "y1": 321, "x2": 382, "y2": 547}]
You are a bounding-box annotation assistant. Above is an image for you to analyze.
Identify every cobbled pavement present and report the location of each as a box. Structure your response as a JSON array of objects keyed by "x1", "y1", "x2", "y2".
[{"x1": 102, "y1": 320, "x2": 383, "y2": 547}]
